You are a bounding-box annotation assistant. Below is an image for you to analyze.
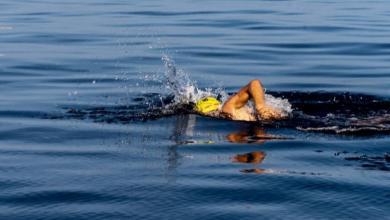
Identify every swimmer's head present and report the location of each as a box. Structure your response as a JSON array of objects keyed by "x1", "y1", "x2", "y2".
[{"x1": 195, "y1": 97, "x2": 221, "y2": 114}]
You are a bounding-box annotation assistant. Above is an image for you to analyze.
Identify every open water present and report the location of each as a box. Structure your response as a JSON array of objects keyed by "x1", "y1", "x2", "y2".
[{"x1": 0, "y1": 0, "x2": 389, "y2": 219}]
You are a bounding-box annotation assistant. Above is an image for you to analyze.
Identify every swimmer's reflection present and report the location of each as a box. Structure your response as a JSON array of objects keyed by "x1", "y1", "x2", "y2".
[
  {"x1": 228, "y1": 127, "x2": 280, "y2": 174},
  {"x1": 233, "y1": 151, "x2": 266, "y2": 164},
  {"x1": 233, "y1": 151, "x2": 267, "y2": 174},
  {"x1": 227, "y1": 127, "x2": 287, "y2": 144}
]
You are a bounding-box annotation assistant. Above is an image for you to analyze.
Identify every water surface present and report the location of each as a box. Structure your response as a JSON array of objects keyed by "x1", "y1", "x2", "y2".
[{"x1": 0, "y1": 0, "x2": 389, "y2": 219}]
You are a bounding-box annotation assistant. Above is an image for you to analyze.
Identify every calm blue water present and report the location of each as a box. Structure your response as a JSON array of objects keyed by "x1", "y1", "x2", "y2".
[{"x1": 0, "y1": 0, "x2": 389, "y2": 219}]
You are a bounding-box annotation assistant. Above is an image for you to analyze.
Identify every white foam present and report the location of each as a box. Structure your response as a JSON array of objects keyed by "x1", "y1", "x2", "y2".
[{"x1": 265, "y1": 94, "x2": 293, "y2": 117}]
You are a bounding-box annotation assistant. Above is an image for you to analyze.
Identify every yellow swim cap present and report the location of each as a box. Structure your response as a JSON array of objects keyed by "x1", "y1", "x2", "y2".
[{"x1": 195, "y1": 97, "x2": 221, "y2": 114}]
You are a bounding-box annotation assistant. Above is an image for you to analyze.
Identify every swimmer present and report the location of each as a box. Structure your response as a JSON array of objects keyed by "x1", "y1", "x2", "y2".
[{"x1": 195, "y1": 79, "x2": 284, "y2": 121}]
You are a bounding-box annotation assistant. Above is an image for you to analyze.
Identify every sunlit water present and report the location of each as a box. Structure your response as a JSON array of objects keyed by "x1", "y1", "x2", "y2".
[{"x1": 0, "y1": 0, "x2": 389, "y2": 219}]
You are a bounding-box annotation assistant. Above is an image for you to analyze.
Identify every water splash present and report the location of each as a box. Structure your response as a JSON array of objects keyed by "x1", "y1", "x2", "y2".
[
  {"x1": 161, "y1": 54, "x2": 221, "y2": 104},
  {"x1": 264, "y1": 94, "x2": 292, "y2": 118}
]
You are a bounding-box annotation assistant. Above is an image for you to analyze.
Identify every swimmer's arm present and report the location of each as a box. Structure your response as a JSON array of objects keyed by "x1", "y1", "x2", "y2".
[{"x1": 222, "y1": 80, "x2": 266, "y2": 114}]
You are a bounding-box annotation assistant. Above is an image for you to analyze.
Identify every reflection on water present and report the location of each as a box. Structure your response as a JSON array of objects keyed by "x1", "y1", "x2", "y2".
[
  {"x1": 167, "y1": 115, "x2": 280, "y2": 175},
  {"x1": 172, "y1": 114, "x2": 196, "y2": 141},
  {"x1": 228, "y1": 127, "x2": 275, "y2": 174},
  {"x1": 233, "y1": 151, "x2": 268, "y2": 174},
  {"x1": 233, "y1": 151, "x2": 266, "y2": 164},
  {"x1": 165, "y1": 117, "x2": 390, "y2": 176},
  {"x1": 165, "y1": 114, "x2": 197, "y2": 182},
  {"x1": 226, "y1": 127, "x2": 288, "y2": 144}
]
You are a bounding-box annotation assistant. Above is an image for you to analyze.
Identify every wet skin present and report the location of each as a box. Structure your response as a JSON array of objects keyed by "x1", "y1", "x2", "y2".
[{"x1": 221, "y1": 79, "x2": 283, "y2": 121}]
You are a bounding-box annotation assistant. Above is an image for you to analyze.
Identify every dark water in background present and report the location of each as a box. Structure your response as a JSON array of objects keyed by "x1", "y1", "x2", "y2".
[{"x1": 0, "y1": 0, "x2": 390, "y2": 219}]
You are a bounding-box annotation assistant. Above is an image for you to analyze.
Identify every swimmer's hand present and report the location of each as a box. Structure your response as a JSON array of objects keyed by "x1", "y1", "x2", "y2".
[{"x1": 256, "y1": 105, "x2": 283, "y2": 120}]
